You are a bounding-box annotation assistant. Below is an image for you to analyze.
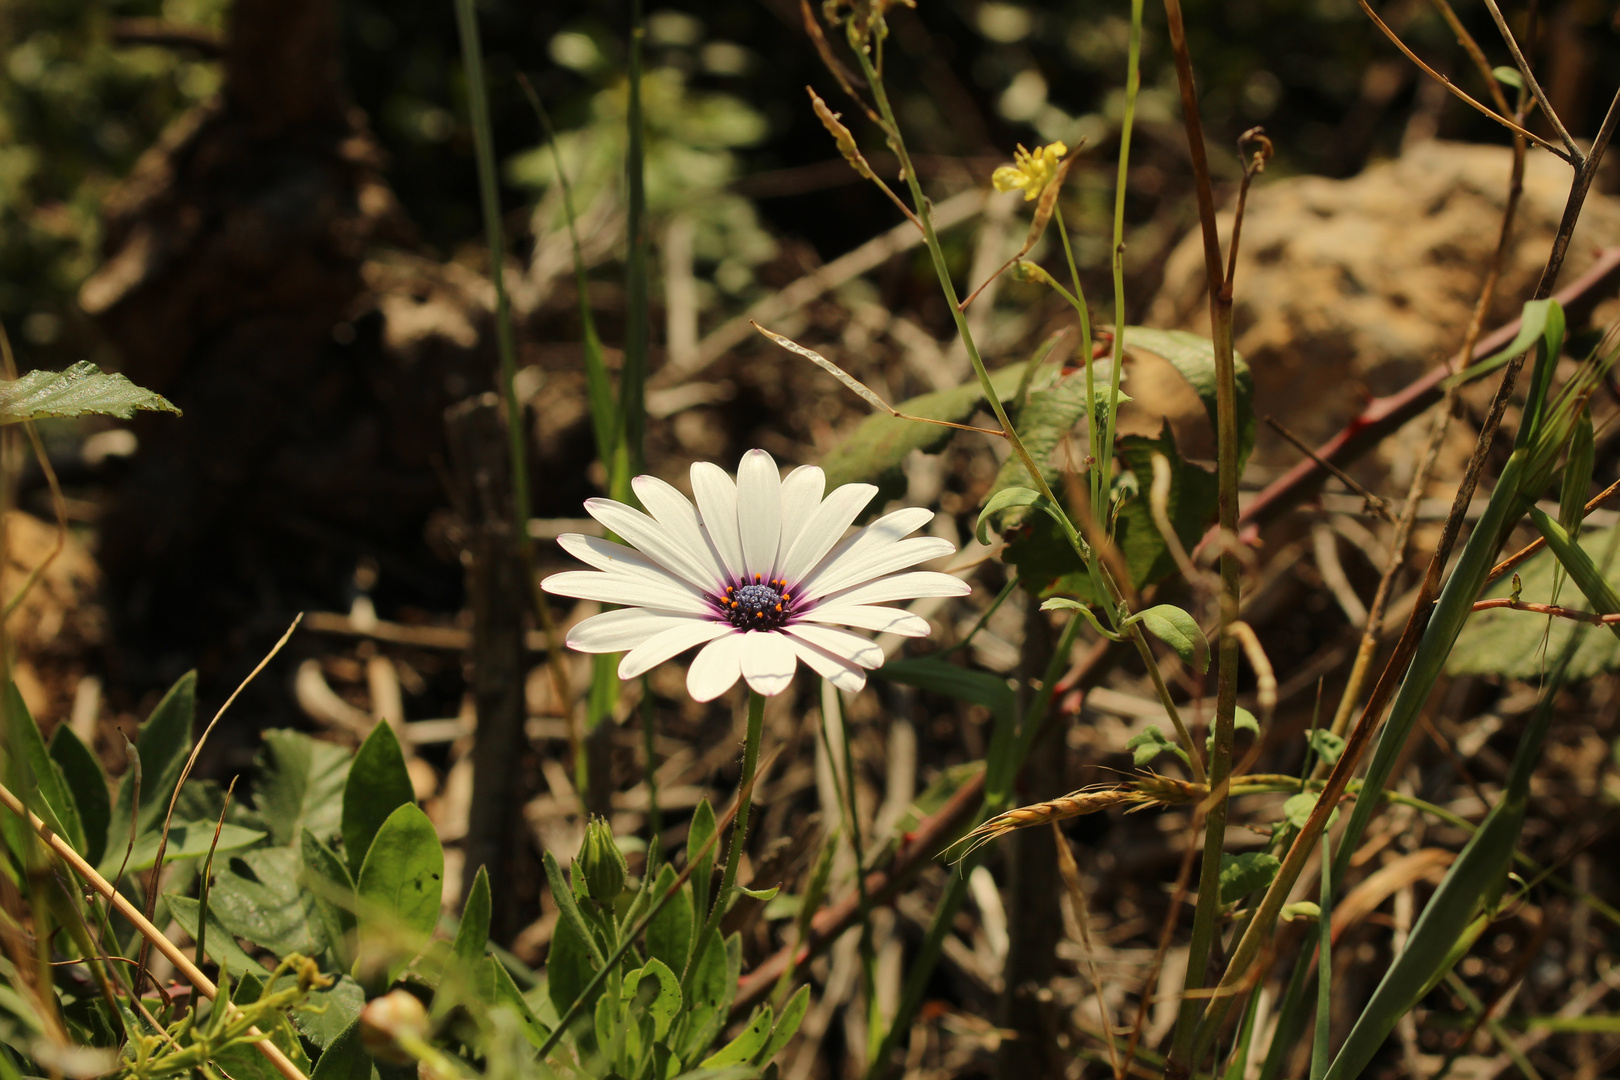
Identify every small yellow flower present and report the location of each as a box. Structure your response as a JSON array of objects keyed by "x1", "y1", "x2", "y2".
[{"x1": 991, "y1": 141, "x2": 1069, "y2": 201}]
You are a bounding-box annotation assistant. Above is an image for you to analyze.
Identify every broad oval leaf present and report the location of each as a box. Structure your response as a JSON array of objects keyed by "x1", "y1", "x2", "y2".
[
  {"x1": 341, "y1": 721, "x2": 414, "y2": 876},
  {"x1": 0, "y1": 362, "x2": 180, "y2": 424},
  {"x1": 1218, "y1": 851, "x2": 1281, "y2": 905},
  {"x1": 119, "y1": 822, "x2": 267, "y2": 874},
  {"x1": 1129, "y1": 604, "x2": 1208, "y2": 672},
  {"x1": 354, "y1": 804, "x2": 444, "y2": 988}
]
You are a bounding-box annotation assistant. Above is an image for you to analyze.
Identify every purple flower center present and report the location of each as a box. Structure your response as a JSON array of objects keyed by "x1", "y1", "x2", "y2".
[{"x1": 718, "y1": 576, "x2": 795, "y2": 630}]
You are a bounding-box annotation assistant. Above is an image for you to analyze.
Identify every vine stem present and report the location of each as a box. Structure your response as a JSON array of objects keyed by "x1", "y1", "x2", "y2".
[{"x1": 0, "y1": 781, "x2": 310, "y2": 1080}]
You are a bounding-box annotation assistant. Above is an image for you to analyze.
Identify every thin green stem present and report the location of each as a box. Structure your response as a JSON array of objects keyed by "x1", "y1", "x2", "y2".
[
  {"x1": 1101, "y1": 0, "x2": 1144, "y2": 504},
  {"x1": 682, "y1": 690, "x2": 765, "y2": 993}
]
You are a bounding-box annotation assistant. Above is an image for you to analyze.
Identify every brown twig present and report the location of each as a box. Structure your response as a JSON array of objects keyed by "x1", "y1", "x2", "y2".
[
  {"x1": 1265, "y1": 416, "x2": 1394, "y2": 522},
  {"x1": 1488, "y1": 477, "x2": 1620, "y2": 583},
  {"x1": 1219, "y1": 128, "x2": 1273, "y2": 303},
  {"x1": 1355, "y1": 0, "x2": 1571, "y2": 161},
  {"x1": 1471, "y1": 597, "x2": 1620, "y2": 624},
  {"x1": 1478, "y1": 0, "x2": 1582, "y2": 164}
]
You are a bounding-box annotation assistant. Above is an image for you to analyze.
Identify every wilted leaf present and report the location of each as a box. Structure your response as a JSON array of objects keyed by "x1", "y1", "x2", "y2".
[{"x1": 0, "y1": 362, "x2": 180, "y2": 423}]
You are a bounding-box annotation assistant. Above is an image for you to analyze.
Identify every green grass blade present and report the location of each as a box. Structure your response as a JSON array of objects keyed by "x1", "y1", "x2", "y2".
[
  {"x1": 1529, "y1": 506, "x2": 1620, "y2": 641},
  {"x1": 618, "y1": 0, "x2": 649, "y2": 494},
  {"x1": 1333, "y1": 450, "x2": 1531, "y2": 880},
  {"x1": 517, "y1": 78, "x2": 616, "y2": 467},
  {"x1": 1309, "y1": 833, "x2": 1333, "y2": 1080},
  {"x1": 1322, "y1": 636, "x2": 1579, "y2": 1080}
]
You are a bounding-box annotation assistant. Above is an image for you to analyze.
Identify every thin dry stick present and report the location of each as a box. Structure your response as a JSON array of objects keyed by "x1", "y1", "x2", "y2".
[
  {"x1": 1355, "y1": 0, "x2": 1570, "y2": 160},
  {"x1": 135, "y1": 614, "x2": 303, "y2": 994},
  {"x1": 1265, "y1": 416, "x2": 1394, "y2": 522},
  {"x1": 0, "y1": 781, "x2": 311, "y2": 1080},
  {"x1": 1426, "y1": 0, "x2": 1515, "y2": 117},
  {"x1": 1479, "y1": 0, "x2": 1583, "y2": 163},
  {"x1": 1052, "y1": 822, "x2": 1122, "y2": 1080},
  {"x1": 1471, "y1": 598, "x2": 1620, "y2": 624},
  {"x1": 754, "y1": 323, "x2": 1005, "y2": 437},
  {"x1": 1219, "y1": 128, "x2": 1273, "y2": 302}
]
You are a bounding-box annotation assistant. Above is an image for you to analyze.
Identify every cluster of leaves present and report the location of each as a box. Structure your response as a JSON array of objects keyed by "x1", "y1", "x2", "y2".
[{"x1": 0, "y1": 671, "x2": 800, "y2": 1080}]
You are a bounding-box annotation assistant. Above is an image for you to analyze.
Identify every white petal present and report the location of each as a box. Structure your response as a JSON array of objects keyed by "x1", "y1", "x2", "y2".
[
  {"x1": 801, "y1": 604, "x2": 932, "y2": 637},
  {"x1": 566, "y1": 608, "x2": 701, "y2": 652},
  {"x1": 736, "y1": 449, "x2": 783, "y2": 579},
  {"x1": 740, "y1": 630, "x2": 798, "y2": 696},
  {"x1": 557, "y1": 534, "x2": 708, "y2": 594},
  {"x1": 785, "y1": 624, "x2": 884, "y2": 669},
  {"x1": 619, "y1": 621, "x2": 733, "y2": 679},
  {"x1": 784, "y1": 636, "x2": 868, "y2": 693},
  {"x1": 541, "y1": 570, "x2": 712, "y2": 615},
  {"x1": 797, "y1": 507, "x2": 933, "y2": 598},
  {"x1": 585, "y1": 498, "x2": 724, "y2": 593},
  {"x1": 777, "y1": 482, "x2": 878, "y2": 587},
  {"x1": 777, "y1": 466, "x2": 826, "y2": 569},
  {"x1": 691, "y1": 462, "x2": 745, "y2": 581},
  {"x1": 818, "y1": 571, "x2": 972, "y2": 607},
  {"x1": 632, "y1": 475, "x2": 730, "y2": 586},
  {"x1": 801, "y1": 536, "x2": 956, "y2": 600},
  {"x1": 686, "y1": 633, "x2": 747, "y2": 702}
]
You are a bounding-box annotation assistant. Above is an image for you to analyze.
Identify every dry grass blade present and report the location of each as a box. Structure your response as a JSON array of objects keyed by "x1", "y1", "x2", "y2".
[
  {"x1": 0, "y1": 780, "x2": 311, "y2": 1080},
  {"x1": 1051, "y1": 821, "x2": 1123, "y2": 1080},
  {"x1": 753, "y1": 322, "x2": 1005, "y2": 437},
  {"x1": 135, "y1": 613, "x2": 303, "y2": 994}
]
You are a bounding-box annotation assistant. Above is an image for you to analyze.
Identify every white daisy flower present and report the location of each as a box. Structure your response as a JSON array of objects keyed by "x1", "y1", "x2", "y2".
[{"x1": 542, "y1": 449, "x2": 971, "y2": 702}]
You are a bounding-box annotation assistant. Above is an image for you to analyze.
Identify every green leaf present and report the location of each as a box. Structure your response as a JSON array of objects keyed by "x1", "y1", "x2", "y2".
[
  {"x1": 0, "y1": 362, "x2": 180, "y2": 424},
  {"x1": 630, "y1": 957, "x2": 682, "y2": 1042},
  {"x1": 875, "y1": 656, "x2": 1016, "y2": 721},
  {"x1": 118, "y1": 822, "x2": 266, "y2": 874},
  {"x1": 481, "y1": 955, "x2": 549, "y2": 1048},
  {"x1": 1127, "y1": 725, "x2": 1188, "y2": 769},
  {"x1": 1122, "y1": 327, "x2": 1255, "y2": 469},
  {"x1": 1449, "y1": 522, "x2": 1620, "y2": 679},
  {"x1": 1492, "y1": 65, "x2": 1524, "y2": 89},
  {"x1": 310, "y1": 1020, "x2": 379, "y2": 1080},
  {"x1": 545, "y1": 887, "x2": 598, "y2": 1021},
  {"x1": 1307, "y1": 729, "x2": 1346, "y2": 768},
  {"x1": 679, "y1": 929, "x2": 736, "y2": 1061},
  {"x1": 1528, "y1": 508, "x2": 1620, "y2": 641},
  {"x1": 687, "y1": 798, "x2": 718, "y2": 926},
  {"x1": 819, "y1": 355, "x2": 1042, "y2": 494},
  {"x1": 1002, "y1": 423, "x2": 1217, "y2": 601},
  {"x1": 1219, "y1": 852, "x2": 1281, "y2": 905},
  {"x1": 3, "y1": 683, "x2": 85, "y2": 856},
  {"x1": 758, "y1": 985, "x2": 811, "y2": 1064},
  {"x1": 985, "y1": 359, "x2": 1130, "y2": 496},
  {"x1": 701, "y1": 1006, "x2": 772, "y2": 1068},
  {"x1": 299, "y1": 828, "x2": 357, "y2": 971},
  {"x1": 341, "y1": 722, "x2": 415, "y2": 876},
  {"x1": 1129, "y1": 604, "x2": 1208, "y2": 672},
  {"x1": 1281, "y1": 792, "x2": 1324, "y2": 830},
  {"x1": 354, "y1": 805, "x2": 444, "y2": 988},
  {"x1": 1208, "y1": 707, "x2": 1260, "y2": 753},
  {"x1": 254, "y1": 730, "x2": 351, "y2": 848},
  {"x1": 48, "y1": 725, "x2": 109, "y2": 867},
  {"x1": 645, "y1": 863, "x2": 694, "y2": 975},
  {"x1": 1446, "y1": 298, "x2": 1557, "y2": 390},
  {"x1": 109, "y1": 672, "x2": 196, "y2": 853},
  {"x1": 165, "y1": 894, "x2": 264, "y2": 979},
  {"x1": 210, "y1": 847, "x2": 328, "y2": 957},
  {"x1": 1280, "y1": 901, "x2": 1321, "y2": 923},
  {"x1": 453, "y1": 864, "x2": 492, "y2": 969},
  {"x1": 291, "y1": 975, "x2": 365, "y2": 1050}
]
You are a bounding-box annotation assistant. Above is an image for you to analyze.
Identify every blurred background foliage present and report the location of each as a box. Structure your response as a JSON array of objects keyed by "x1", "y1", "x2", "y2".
[{"x1": 3, "y1": 0, "x2": 1618, "y2": 374}]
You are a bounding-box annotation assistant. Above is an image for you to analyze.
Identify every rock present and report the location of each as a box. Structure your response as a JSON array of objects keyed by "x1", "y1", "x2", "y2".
[{"x1": 1147, "y1": 141, "x2": 1620, "y2": 464}]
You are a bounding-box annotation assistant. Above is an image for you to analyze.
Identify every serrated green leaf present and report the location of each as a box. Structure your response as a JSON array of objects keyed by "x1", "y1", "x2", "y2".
[
  {"x1": 1130, "y1": 604, "x2": 1208, "y2": 671},
  {"x1": 210, "y1": 846, "x2": 327, "y2": 957},
  {"x1": 254, "y1": 730, "x2": 350, "y2": 848},
  {"x1": 0, "y1": 362, "x2": 180, "y2": 423},
  {"x1": 1219, "y1": 851, "x2": 1281, "y2": 905},
  {"x1": 341, "y1": 722, "x2": 414, "y2": 876},
  {"x1": 49, "y1": 725, "x2": 109, "y2": 867},
  {"x1": 354, "y1": 805, "x2": 443, "y2": 989}
]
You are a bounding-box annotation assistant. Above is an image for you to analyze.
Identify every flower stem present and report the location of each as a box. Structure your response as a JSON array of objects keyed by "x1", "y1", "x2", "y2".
[{"x1": 686, "y1": 689, "x2": 765, "y2": 984}]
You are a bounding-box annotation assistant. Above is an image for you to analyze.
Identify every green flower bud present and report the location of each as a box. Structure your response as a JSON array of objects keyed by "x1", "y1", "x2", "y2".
[{"x1": 578, "y1": 816, "x2": 628, "y2": 905}]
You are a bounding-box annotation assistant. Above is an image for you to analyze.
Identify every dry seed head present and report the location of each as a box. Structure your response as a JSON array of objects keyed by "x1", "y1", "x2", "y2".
[
  {"x1": 960, "y1": 788, "x2": 1136, "y2": 856},
  {"x1": 808, "y1": 88, "x2": 876, "y2": 182}
]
